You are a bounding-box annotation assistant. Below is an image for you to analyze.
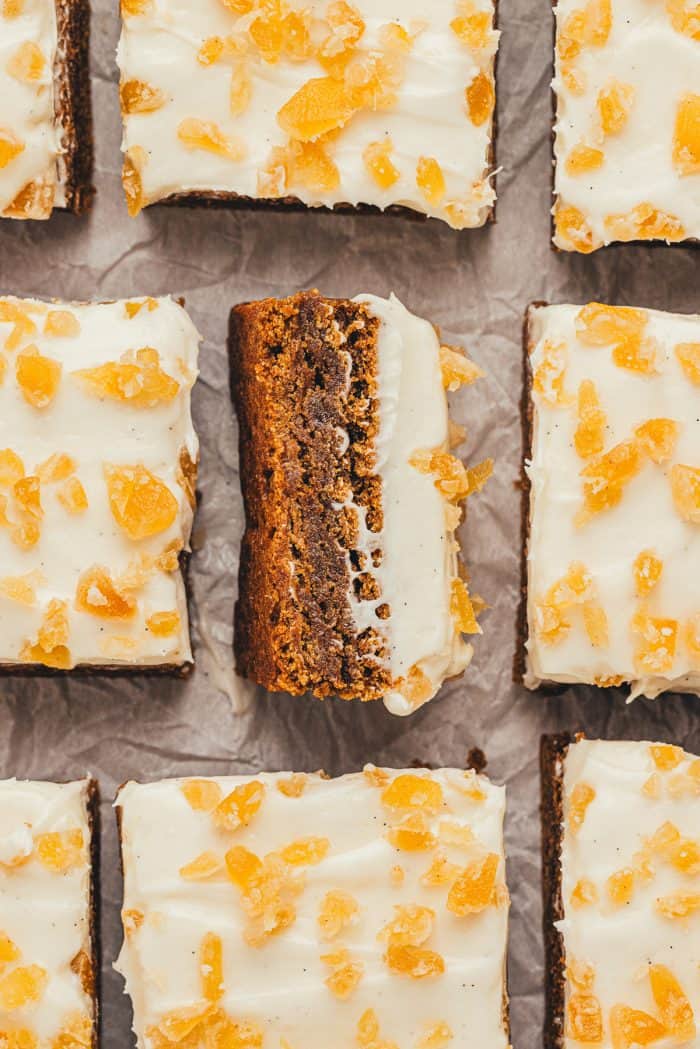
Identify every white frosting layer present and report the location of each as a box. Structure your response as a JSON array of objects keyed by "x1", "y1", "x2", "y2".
[
  {"x1": 0, "y1": 296, "x2": 200, "y2": 667},
  {"x1": 0, "y1": 778, "x2": 94, "y2": 1044},
  {"x1": 116, "y1": 768, "x2": 509, "y2": 1049},
  {"x1": 525, "y1": 303, "x2": 700, "y2": 698},
  {"x1": 558, "y1": 739, "x2": 700, "y2": 1049},
  {"x1": 0, "y1": 0, "x2": 61, "y2": 219},
  {"x1": 352, "y1": 294, "x2": 473, "y2": 716},
  {"x1": 117, "y1": 0, "x2": 498, "y2": 228},
  {"x1": 552, "y1": 0, "x2": 700, "y2": 249}
]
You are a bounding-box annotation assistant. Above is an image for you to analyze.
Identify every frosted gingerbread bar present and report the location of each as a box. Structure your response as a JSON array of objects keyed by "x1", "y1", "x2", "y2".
[
  {"x1": 0, "y1": 0, "x2": 93, "y2": 219},
  {"x1": 552, "y1": 0, "x2": 699, "y2": 251},
  {"x1": 0, "y1": 778, "x2": 98, "y2": 1049},
  {"x1": 520, "y1": 302, "x2": 700, "y2": 698},
  {"x1": 117, "y1": 0, "x2": 499, "y2": 229},
  {"x1": 116, "y1": 767, "x2": 510, "y2": 1049},
  {"x1": 0, "y1": 295, "x2": 200, "y2": 672},
  {"x1": 230, "y1": 290, "x2": 492, "y2": 715},
  {"x1": 541, "y1": 736, "x2": 700, "y2": 1049}
]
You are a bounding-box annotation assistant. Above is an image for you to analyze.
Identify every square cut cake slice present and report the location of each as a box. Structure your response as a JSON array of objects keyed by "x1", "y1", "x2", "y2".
[
  {"x1": 116, "y1": 767, "x2": 510, "y2": 1049},
  {"x1": 0, "y1": 0, "x2": 94, "y2": 219},
  {"x1": 117, "y1": 0, "x2": 498, "y2": 228},
  {"x1": 520, "y1": 302, "x2": 700, "y2": 698},
  {"x1": 541, "y1": 735, "x2": 700, "y2": 1049},
  {"x1": 0, "y1": 778, "x2": 98, "y2": 1048},
  {"x1": 0, "y1": 295, "x2": 200, "y2": 672},
  {"x1": 230, "y1": 290, "x2": 493, "y2": 714},
  {"x1": 552, "y1": 0, "x2": 699, "y2": 251}
]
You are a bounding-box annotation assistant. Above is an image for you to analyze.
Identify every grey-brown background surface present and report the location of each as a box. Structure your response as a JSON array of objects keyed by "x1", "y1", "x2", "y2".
[{"x1": 0, "y1": 2, "x2": 698, "y2": 1046}]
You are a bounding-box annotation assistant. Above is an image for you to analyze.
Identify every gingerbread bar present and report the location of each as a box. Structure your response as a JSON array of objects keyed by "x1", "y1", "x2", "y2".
[
  {"x1": 0, "y1": 778, "x2": 99, "y2": 1048},
  {"x1": 521, "y1": 302, "x2": 700, "y2": 698},
  {"x1": 117, "y1": 0, "x2": 499, "y2": 228},
  {"x1": 542, "y1": 735, "x2": 700, "y2": 1049},
  {"x1": 230, "y1": 290, "x2": 492, "y2": 714},
  {"x1": 116, "y1": 766, "x2": 510, "y2": 1049},
  {"x1": 0, "y1": 295, "x2": 200, "y2": 672},
  {"x1": 0, "y1": 0, "x2": 94, "y2": 219},
  {"x1": 552, "y1": 0, "x2": 699, "y2": 251}
]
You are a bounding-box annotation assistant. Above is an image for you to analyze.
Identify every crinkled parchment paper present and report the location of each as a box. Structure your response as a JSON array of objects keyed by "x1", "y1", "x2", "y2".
[{"x1": 0, "y1": 3, "x2": 698, "y2": 1047}]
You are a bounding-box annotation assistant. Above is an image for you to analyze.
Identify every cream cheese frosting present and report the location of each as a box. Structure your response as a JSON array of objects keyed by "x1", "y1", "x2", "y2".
[
  {"x1": 0, "y1": 0, "x2": 62, "y2": 220},
  {"x1": 116, "y1": 767, "x2": 510, "y2": 1049},
  {"x1": 557, "y1": 739, "x2": 700, "y2": 1048},
  {"x1": 351, "y1": 294, "x2": 475, "y2": 716},
  {"x1": 117, "y1": 0, "x2": 499, "y2": 228},
  {"x1": 0, "y1": 295, "x2": 200, "y2": 669},
  {"x1": 525, "y1": 302, "x2": 700, "y2": 698},
  {"x1": 552, "y1": 0, "x2": 700, "y2": 251},
  {"x1": 0, "y1": 778, "x2": 95, "y2": 1046}
]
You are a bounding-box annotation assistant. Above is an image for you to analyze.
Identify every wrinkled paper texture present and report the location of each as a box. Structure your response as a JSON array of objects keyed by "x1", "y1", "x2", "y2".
[{"x1": 0, "y1": 3, "x2": 698, "y2": 1047}]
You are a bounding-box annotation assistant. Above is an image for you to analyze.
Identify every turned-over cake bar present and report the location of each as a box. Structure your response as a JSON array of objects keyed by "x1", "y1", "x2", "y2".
[
  {"x1": 0, "y1": 0, "x2": 93, "y2": 219},
  {"x1": 116, "y1": 767, "x2": 510, "y2": 1049},
  {"x1": 542, "y1": 736, "x2": 700, "y2": 1049},
  {"x1": 0, "y1": 295, "x2": 200, "y2": 672},
  {"x1": 230, "y1": 290, "x2": 492, "y2": 714},
  {"x1": 0, "y1": 778, "x2": 98, "y2": 1049},
  {"x1": 117, "y1": 0, "x2": 499, "y2": 228},
  {"x1": 521, "y1": 302, "x2": 700, "y2": 698},
  {"x1": 552, "y1": 0, "x2": 699, "y2": 251}
]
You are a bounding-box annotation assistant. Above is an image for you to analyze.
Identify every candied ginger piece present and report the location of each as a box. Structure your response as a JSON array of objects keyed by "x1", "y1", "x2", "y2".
[
  {"x1": 451, "y1": 1, "x2": 494, "y2": 48},
  {"x1": 446, "y1": 853, "x2": 500, "y2": 915},
  {"x1": 656, "y1": 892, "x2": 700, "y2": 919},
  {"x1": 21, "y1": 599, "x2": 71, "y2": 669},
  {"x1": 277, "y1": 77, "x2": 358, "y2": 142},
  {"x1": 146, "y1": 610, "x2": 180, "y2": 637},
  {"x1": 565, "y1": 144, "x2": 604, "y2": 176},
  {"x1": 104, "y1": 464, "x2": 178, "y2": 541},
  {"x1": 575, "y1": 302, "x2": 647, "y2": 347},
  {"x1": 548, "y1": 562, "x2": 594, "y2": 606},
  {"x1": 533, "y1": 339, "x2": 571, "y2": 406},
  {"x1": 676, "y1": 343, "x2": 700, "y2": 385},
  {"x1": 649, "y1": 965, "x2": 696, "y2": 1040},
  {"x1": 607, "y1": 867, "x2": 634, "y2": 905},
  {"x1": 318, "y1": 890, "x2": 359, "y2": 940},
  {"x1": 650, "y1": 743, "x2": 683, "y2": 771},
  {"x1": 224, "y1": 844, "x2": 263, "y2": 891},
  {"x1": 417, "y1": 1023, "x2": 453, "y2": 1049},
  {"x1": 574, "y1": 380, "x2": 606, "y2": 459},
  {"x1": 634, "y1": 550, "x2": 663, "y2": 598},
  {"x1": 583, "y1": 601, "x2": 608, "y2": 647},
  {"x1": 7, "y1": 42, "x2": 45, "y2": 82},
  {"x1": 0, "y1": 129, "x2": 25, "y2": 170},
  {"x1": 0, "y1": 932, "x2": 20, "y2": 969},
  {"x1": 386, "y1": 813, "x2": 437, "y2": 852},
  {"x1": 74, "y1": 347, "x2": 180, "y2": 407},
  {"x1": 673, "y1": 94, "x2": 700, "y2": 176},
  {"x1": 286, "y1": 140, "x2": 340, "y2": 192},
  {"x1": 0, "y1": 966, "x2": 47, "y2": 1011},
  {"x1": 466, "y1": 73, "x2": 495, "y2": 127},
  {"x1": 440, "y1": 344, "x2": 484, "y2": 391},
  {"x1": 279, "y1": 837, "x2": 329, "y2": 866},
  {"x1": 230, "y1": 61, "x2": 252, "y2": 116},
  {"x1": 378, "y1": 904, "x2": 435, "y2": 947},
  {"x1": 416, "y1": 157, "x2": 446, "y2": 206},
  {"x1": 569, "y1": 782, "x2": 595, "y2": 832},
  {"x1": 36, "y1": 453, "x2": 75, "y2": 484},
  {"x1": 554, "y1": 202, "x2": 600, "y2": 253},
  {"x1": 179, "y1": 852, "x2": 224, "y2": 881},
  {"x1": 16, "y1": 348, "x2": 61, "y2": 408},
  {"x1": 534, "y1": 598, "x2": 570, "y2": 645},
  {"x1": 57, "y1": 477, "x2": 88, "y2": 514},
  {"x1": 381, "y1": 774, "x2": 444, "y2": 814},
  {"x1": 450, "y1": 578, "x2": 482, "y2": 635},
  {"x1": 177, "y1": 119, "x2": 245, "y2": 161},
  {"x1": 122, "y1": 147, "x2": 146, "y2": 217},
  {"x1": 277, "y1": 773, "x2": 307, "y2": 798},
  {"x1": 609, "y1": 1004, "x2": 666, "y2": 1048},
  {"x1": 632, "y1": 613, "x2": 678, "y2": 675},
  {"x1": 0, "y1": 450, "x2": 24, "y2": 486},
  {"x1": 570, "y1": 877, "x2": 598, "y2": 908},
  {"x1": 385, "y1": 944, "x2": 445, "y2": 979},
  {"x1": 605, "y1": 202, "x2": 686, "y2": 243},
  {"x1": 566, "y1": 994, "x2": 603, "y2": 1043},
  {"x1": 577, "y1": 439, "x2": 643, "y2": 523},
  {"x1": 363, "y1": 139, "x2": 400, "y2": 190},
  {"x1": 324, "y1": 959, "x2": 364, "y2": 999},
  {"x1": 120, "y1": 79, "x2": 166, "y2": 114},
  {"x1": 200, "y1": 933, "x2": 224, "y2": 1003},
  {"x1": 213, "y1": 780, "x2": 264, "y2": 832},
  {"x1": 121, "y1": 0, "x2": 151, "y2": 12},
  {"x1": 597, "y1": 80, "x2": 635, "y2": 135},
  {"x1": 635, "y1": 419, "x2": 679, "y2": 463},
  {"x1": 36, "y1": 829, "x2": 84, "y2": 872},
  {"x1": 670, "y1": 464, "x2": 700, "y2": 524},
  {"x1": 0, "y1": 300, "x2": 36, "y2": 350},
  {"x1": 0, "y1": 571, "x2": 43, "y2": 606},
  {"x1": 76, "y1": 566, "x2": 137, "y2": 620}
]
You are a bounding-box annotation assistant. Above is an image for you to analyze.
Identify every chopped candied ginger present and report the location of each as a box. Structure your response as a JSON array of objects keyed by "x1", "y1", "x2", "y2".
[
  {"x1": 7, "y1": 42, "x2": 45, "y2": 82},
  {"x1": 597, "y1": 80, "x2": 635, "y2": 135},
  {"x1": 381, "y1": 774, "x2": 444, "y2": 815},
  {"x1": 21, "y1": 599, "x2": 72, "y2": 669},
  {"x1": 0, "y1": 129, "x2": 24, "y2": 170},
  {"x1": 0, "y1": 933, "x2": 20, "y2": 969},
  {"x1": 566, "y1": 994, "x2": 603, "y2": 1043},
  {"x1": 179, "y1": 851, "x2": 224, "y2": 881},
  {"x1": 673, "y1": 94, "x2": 700, "y2": 176},
  {"x1": 277, "y1": 77, "x2": 358, "y2": 142},
  {"x1": 554, "y1": 202, "x2": 600, "y2": 253},
  {"x1": 225, "y1": 846, "x2": 304, "y2": 947},
  {"x1": 547, "y1": 561, "x2": 595, "y2": 606},
  {"x1": 650, "y1": 743, "x2": 683, "y2": 771},
  {"x1": 607, "y1": 867, "x2": 634, "y2": 906},
  {"x1": 276, "y1": 773, "x2": 307, "y2": 797},
  {"x1": 357, "y1": 1009, "x2": 398, "y2": 1049},
  {"x1": 177, "y1": 119, "x2": 245, "y2": 161},
  {"x1": 676, "y1": 343, "x2": 700, "y2": 385},
  {"x1": 417, "y1": 1023, "x2": 453, "y2": 1049},
  {"x1": 279, "y1": 837, "x2": 329, "y2": 866},
  {"x1": 670, "y1": 464, "x2": 700, "y2": 524},
  {"x1": 36, "y1": 453, "x2": 75, "y2": 484},
  {"x1": 318, "y1": 890, "x2": 359, "y2": 940},
  {"x1": 76, "y1": 566, "x2": 136, "y2": 620},
  {"x1": 416, "y1": 157, "x2": 446, "y2": 206},
  {"x1": 182, "y1": 778, "x2": 222, "y2": 813},
  {"x1": 574, "y1": 380, "x2": 606, "y2": 459},
  {"x1": 386, "y1": 813, "x2": 438, "y2": 852},
  {"x1": 634, "y1": 550, "x2": 663, "y2": 598},
  {"x1": 450, "y1": 578, "x2": 482, "y2": 635},
  {"x1": 16, "y1": 348, "x2": 61, "y2": 408},
  {"x1": 656, "y1": 892, "x2": 700, "y2": 919},
  {"x1": 200, "y1": 933, "x2": 224, "y2": 1003},
  {"x1": 609, "y1": 1004, "x2": 666, "y2": 1048},
  {"x1": 605, "y1": 202, "x2": 686, "y2": 243},
  {"x1": 409, "y1": 449, "x2": 490, "y2": 502},
  {"x1": 385, "y1": 944, "x2": 445, "y2": 979},
  {"x1": 57, "y1": 477, "x2": 88, "y2": 514},
  {"x1": 363, "y1": 139, "x2": 400, "y2": 190},
  {"x1": 569, "y1": 782, "x2": 595, "y2": 833},
  {"x1": 0, "y1": 571, "x2": 42, "y2": 606},
  {"x1": 74, "y1": 347, "x2": 180, "y2": 408},
  {"x1": 214, "y1": 780, "x2": 265, "y2": 832},
  {"x1": 567, "y1": 958, "x2": 596, "y2": 992},
  {"x1": 447, "y1": 853, "x2": 500, "y2": 915},
  {"x1": 421, "y1": 852, "x2": 460, "y2": 887},
  {"x1": 230, "y1": 61, "x2": 252, "y2": 116},
  {"x1": 533, "y1": 339, "x2": 570, "y2": 406},
  {"x1": 583, "y1": 601, "x2": 608, "y2": 647},
  {"x1": 0, "y1": 965, "x2": 47, "y2": 1011},
  {"x1": 35, "y1": 829, "x2": 84, "y2": 872},
  {"x1": 570, "y1": 877, "x2": 598, "y2": 908},
  {"x1": 122, "y1": 147, "x2": 146, "y2": 217},
  {"x1": 146, "y1": 611, "x2": 180, "y2": 637},
  {"x1": 439, "y1": 344, "x2": 484, "y2": 391},
  {"x1": 0, "y1": 450, "x2": 25, "y2": 487},
  {"x1": 120, "y1": 79, "x2": 166, "y2": 114},
  {"x1": 576, "y1": 301, "x2": 647, "y2": 346},
  {"x1": 121, "y1": 0, "x2": 151, "y2": 13},
  {"x1": 577, "y1": 439, "x2": 644, "y2": 524},
  {"x1": 649, "y1": 965, "x2": 696, "y2": 1041},
  {"x1": 534, "y1": 598, "x2": 570, "y2": 646},
  {"x1": 565, "y1": 145, "x2": 604, "y2": 176},
  {"x1": 378, "y1": 904, "x2": 435, "y2": 947},
  {"x1": 105, "y1": 464, "x2": 178, "y2": 541},
  {"x1": 285, "y1": 140, "x2": 340, "y2": 192},
  {"x1": 321, "y1": 949, "x2": 364, "y2": 999},
  {"x1": 633, "y1": 612, "x2": 678, "y2": 675},
  {"x1": 0, "y1": 300, "x2": 37, "y2": 350},
  {"x1": 451, "y1": 1, "x2": 495, "y2": 48},
  {"x1": 466, "y1": 73, "x2": 495, "y2": 127}
]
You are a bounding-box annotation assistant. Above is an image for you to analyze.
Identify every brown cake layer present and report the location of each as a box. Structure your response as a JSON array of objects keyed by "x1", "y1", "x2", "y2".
[
  {"x1": 514, "y1": 302, "x2": 539, "y2": 685},
  {"x1": 85, "y1": 779, "x2": 101, "y2": 1049},
  {"x1": 54, "y1": 0, "x2": 94, "y2": 215},
  {"x1": 230, "y1": 290, "x2": 393, "y2": 701}
]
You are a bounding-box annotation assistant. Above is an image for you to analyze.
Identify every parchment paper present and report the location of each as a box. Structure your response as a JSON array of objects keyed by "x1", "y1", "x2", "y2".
[{"x1": 0, "y1": 3, "x2": 698, "y2": 1047}]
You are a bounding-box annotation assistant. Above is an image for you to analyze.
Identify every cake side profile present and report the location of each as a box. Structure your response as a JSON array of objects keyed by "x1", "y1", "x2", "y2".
[
  {"x1": 542, "y1": 736, "x2": 700, "y2": 1049},
  {"x1": 552, "y1": 0, "x2": 699, "y2": 251},
  {"x1": 0, "y1": 295, "x2": 200, "y2": 671},
  {"x1": 230, "y1": 290, "x2": 491, "y2": 714},
  {"x1": 522, "y1": 302, "x2": 700, "y2": 698},
  {"x1": 116, "y1": 767, "x2": 510, "y2": 1049},
  {"x1": 0, "y1": 0, "x2": 94, "y2": 219},
  {"x1": 117, "y1": 0, "x2": 499, "y2": 228},
  {"x1": 0, "y1": 778, "x2": 99, "y2": 1049}
]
